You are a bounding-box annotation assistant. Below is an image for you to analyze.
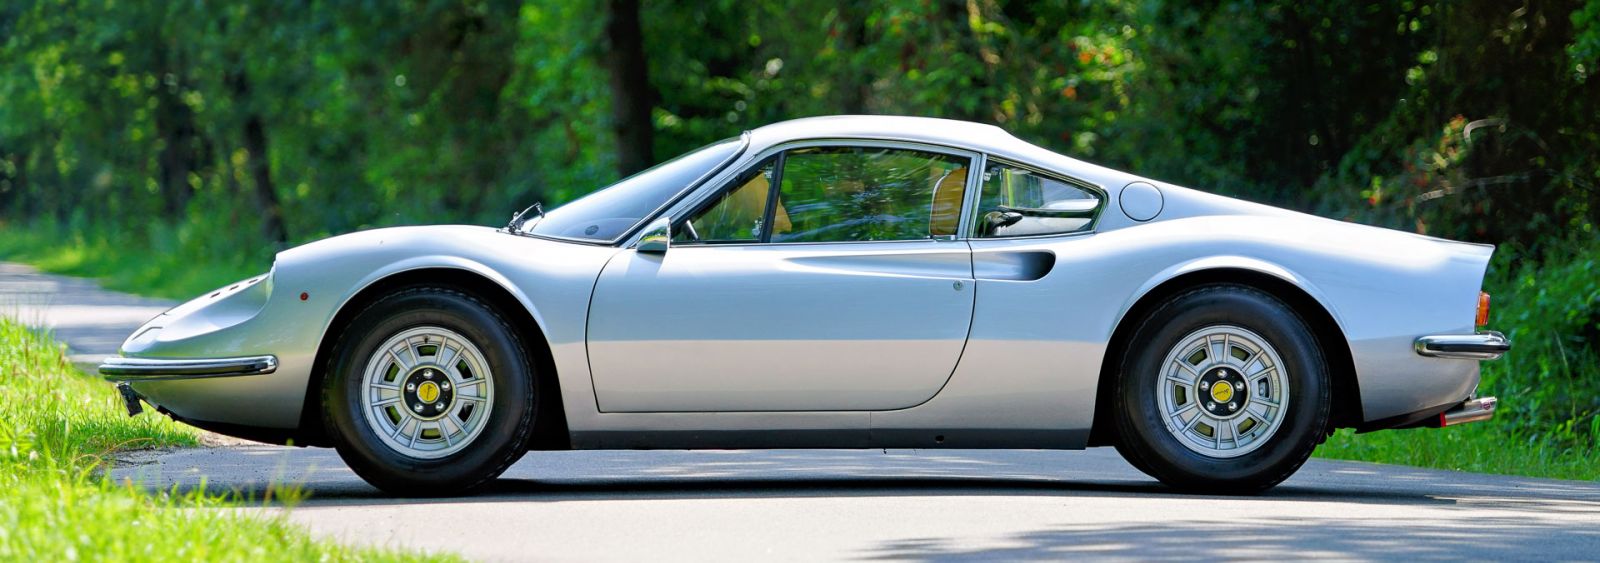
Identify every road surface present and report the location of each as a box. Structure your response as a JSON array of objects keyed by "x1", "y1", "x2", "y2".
[
  {"x1": 0, "y1": 261, "x2": 172, "y2": 367},
  {"x1": 6, "y1": 261, "x2": 1599, "y2": 561},
  {"x1": 109, "y1": 445, "x2": 1600, "y2": 561}
]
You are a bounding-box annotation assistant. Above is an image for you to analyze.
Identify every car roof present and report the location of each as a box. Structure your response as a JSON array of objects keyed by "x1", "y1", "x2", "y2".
[
  {"x1": 746, "y1": 115, "x2": 1140, "y2": 191},
  {"x1": 747, "y1": 115, "x2": 1020, "y2": 153}
]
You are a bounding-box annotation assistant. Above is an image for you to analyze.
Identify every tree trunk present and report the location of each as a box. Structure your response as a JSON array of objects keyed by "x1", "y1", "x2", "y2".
[
  {"x1": 837, "y1": 1, "x2": 871, "y2": 114},
  {"x1": 603, "y1": 0, "x2": 654, "y2": 177},
  {"x1": 0, "y1": 150, "x2": 20, "y2": 217},
  {"x1": 153, "y1": 78, "x2": 198, "y2": 217},
  {"x1": 939, "y1": 0, "x2": 995, "y2": 123},
  {"x1": 228, "y1": 70, "x2": 288, "y2": 245}
]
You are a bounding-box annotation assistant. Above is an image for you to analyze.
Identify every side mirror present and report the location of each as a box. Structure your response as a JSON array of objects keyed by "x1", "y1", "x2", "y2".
[
  {"x1": 637, "y1": 216, "x2": 672, "y2": 253},
  {"x1": 982, "y1": 210, "x2": 1025, "y2": 235}
]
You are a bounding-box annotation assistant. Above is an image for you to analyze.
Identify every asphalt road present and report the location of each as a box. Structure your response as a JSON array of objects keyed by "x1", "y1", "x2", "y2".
[
  {"x1": 109, "y1": 445, "x2": 1600, "y2": 561},
  {"x1": 6, "y1": 262, "x2": 1600, "y2": 561},
  {"x1": 0, "y1": 261, "x2": 173, "y2": 367}
]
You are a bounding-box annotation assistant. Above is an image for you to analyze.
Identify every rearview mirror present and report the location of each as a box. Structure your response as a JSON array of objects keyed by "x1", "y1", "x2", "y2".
[{"x1": 637, "y1": 216, "x2": 672, "y2": 253}]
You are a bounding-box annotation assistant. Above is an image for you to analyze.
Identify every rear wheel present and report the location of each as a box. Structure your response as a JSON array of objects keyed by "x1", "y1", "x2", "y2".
[
  {"x1": 322, "y1": 287, "x2": 537, "y2": 496},
  {"x1": 1113, "y1": 284, "x2": 1330, "y2": 493}
]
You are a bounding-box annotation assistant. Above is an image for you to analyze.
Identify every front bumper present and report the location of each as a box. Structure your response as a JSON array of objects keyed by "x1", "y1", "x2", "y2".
[
  {"x1": 1414, "y1": 331, "x2": 1510, "y2": 360},
  {"x1": 99, "y1": 355, "x2": 279, "y2": 381}
]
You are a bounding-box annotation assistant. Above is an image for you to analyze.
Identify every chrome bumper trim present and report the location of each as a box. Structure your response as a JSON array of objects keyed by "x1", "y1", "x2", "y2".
[
  {"x1": 99, "y1": 355, "x2": 279, "y2": 381},
  {"x1": 1414, "y1": 331, "x2": 1510, "y2": 360}
]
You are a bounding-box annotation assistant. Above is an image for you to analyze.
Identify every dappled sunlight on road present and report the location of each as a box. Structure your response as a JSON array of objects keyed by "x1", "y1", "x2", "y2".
[
  {"x1": 107, "y1": 444, "x2": 1600, "y2": 560},
  {"x1": 0, "y1": 262, "x2": 173, "y2": 366}
]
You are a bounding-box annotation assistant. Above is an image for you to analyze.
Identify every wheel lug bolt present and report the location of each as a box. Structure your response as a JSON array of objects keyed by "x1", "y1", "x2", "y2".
[
  {"x1": 1207, "y1": 401, "x2": 1216, "y2": 409},
  {"x1": 406, "y1": 383, "x2": 415, "y2": 391},
  {"x1": 441, "y1": 383, "x2": 451, "y2": 391},
  {"x1": 434, "y1": 402, "x2": 445, "y2": 410},
  {"x1": 1234, "y1": 382, "x2": 1244, "y2": 390},
  {"x1": 423, "y1": 370, "x2": 434, "y2": 379},
  {"x1": 1200, "y1": 381, "x2": 1210, "y2": 390},
  {"x1": 1229, "y1": 402, "x2": 1238, "y2": 411},
  {"x1": 412, "y1": 403, "x2": 423, "y2": 413}
]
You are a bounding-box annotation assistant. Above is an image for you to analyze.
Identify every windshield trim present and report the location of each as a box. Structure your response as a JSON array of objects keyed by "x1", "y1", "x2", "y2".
[{"x1": 525, "y1": 132, "x2": 751, "y2": 247}]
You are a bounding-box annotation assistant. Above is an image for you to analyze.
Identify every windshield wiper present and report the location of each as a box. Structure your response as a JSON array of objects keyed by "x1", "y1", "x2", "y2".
[{"x1": 507, "y1": 202, "x2": 544, "y2": 235}]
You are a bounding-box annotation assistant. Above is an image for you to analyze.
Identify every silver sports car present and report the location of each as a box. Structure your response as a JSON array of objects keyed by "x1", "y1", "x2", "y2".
[{"x1": 101, "y1": 115, "x2": 1508, "y2": 495}]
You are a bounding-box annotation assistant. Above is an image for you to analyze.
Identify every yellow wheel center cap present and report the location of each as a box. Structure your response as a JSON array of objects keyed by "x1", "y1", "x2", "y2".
[
  {"x1": 417, "y1": 381, "x2": 441, "y2": 403},
  {"x1": 1210, "y1": 382, "x2": 1234, "y2": 403}
]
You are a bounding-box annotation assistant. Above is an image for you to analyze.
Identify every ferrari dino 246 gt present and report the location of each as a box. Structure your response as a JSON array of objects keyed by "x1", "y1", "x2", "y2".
[{"x1": 101, "y1": 116, "x2": 1508, "y2": 495}]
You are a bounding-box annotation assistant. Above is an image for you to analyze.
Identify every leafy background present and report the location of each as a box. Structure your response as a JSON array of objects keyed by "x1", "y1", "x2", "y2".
[{"x1": 0, "y1": 0, "x2": 1595, "y2": 472}]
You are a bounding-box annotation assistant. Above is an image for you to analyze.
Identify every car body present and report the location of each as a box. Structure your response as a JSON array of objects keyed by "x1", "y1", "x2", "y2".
[{"x1": 101, "y1": 115, "x2": 1508, "y2": 493}]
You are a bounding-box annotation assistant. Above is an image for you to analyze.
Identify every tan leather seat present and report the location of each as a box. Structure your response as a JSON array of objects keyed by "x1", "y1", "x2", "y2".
[
  {"x1": 929, "y1": 167, "x2": 967, "y2": 237},
  {"x1": 692, "y1": 173, "x2": 790, "y2": 240}
]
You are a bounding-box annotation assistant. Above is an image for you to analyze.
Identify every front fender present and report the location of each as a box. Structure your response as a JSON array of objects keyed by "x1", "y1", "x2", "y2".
[
  {"x1": 126, "y1": 225, "x2": 618, "y2": 432},
  {"x1": 333, "y1": 254, "x2": 549, "y2": 342}
]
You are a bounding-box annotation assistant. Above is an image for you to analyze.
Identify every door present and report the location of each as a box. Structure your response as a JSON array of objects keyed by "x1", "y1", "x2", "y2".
[{"x1": 587, "y1": 143, "x2": 979, "y2": 412}]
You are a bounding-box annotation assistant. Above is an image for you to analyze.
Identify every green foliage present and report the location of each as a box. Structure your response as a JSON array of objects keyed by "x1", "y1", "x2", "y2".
[
  {"x1": 1312, "y1": 2, "x2": 1600, "y2": 253},
  {"x1": 0, "y1": 318, "x2": 457, "y2": 560},
  {"x1": 1572, "y1": 0, "x2": 1600, "y2": 70},
  {"x1": 1480, "y1": 238, "x2": 1600, "y2": 443},
  {"x1": 0, "y1": 218, "x2": 266, "y2": 300},
  {"x1": 0, "y1": 0, "x2": 1597, "y2": 479},
  {"x1": 4, "y1": 0, "x2": 1592, "y2": 253}
]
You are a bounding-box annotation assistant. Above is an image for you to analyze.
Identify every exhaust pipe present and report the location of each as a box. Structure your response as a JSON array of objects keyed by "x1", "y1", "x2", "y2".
[{"x1": 1439, "y1": 396, "x2": 1497, "y2": 427}]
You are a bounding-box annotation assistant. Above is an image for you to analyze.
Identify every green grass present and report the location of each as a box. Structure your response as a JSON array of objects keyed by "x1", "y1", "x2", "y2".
[
  {"x1": 1318, "y1": 424, "x2": 1600, "y2": 481},
  {"x1": 0, "y1": 319, "x2": 458, "y2": 561}
]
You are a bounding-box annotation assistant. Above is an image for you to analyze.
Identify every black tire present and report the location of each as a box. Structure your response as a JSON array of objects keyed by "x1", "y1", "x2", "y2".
[
  {"x1": 1112, "y1": 284, "x2": 1330, "y2": 494},
  {"x1": 322, "y1": 287, "x2": 537, "y2": 496}
]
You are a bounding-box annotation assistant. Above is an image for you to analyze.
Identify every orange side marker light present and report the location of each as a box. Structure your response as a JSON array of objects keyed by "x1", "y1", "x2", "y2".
[{"x1": 1476, "y1": 291, "x2": 1490, "y2": 327}]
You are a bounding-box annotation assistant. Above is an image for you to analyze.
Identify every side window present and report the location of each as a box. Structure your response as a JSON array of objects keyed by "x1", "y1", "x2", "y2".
[
  {"x1": 677, "y1": 158, "x2": 776, "y2": 243},
  {"x1": 971, "y1": 161, "x2": 1100, "y2": 238},
  {"x1": 772, "y1": 146, "x2": 968, "y2": 243}
]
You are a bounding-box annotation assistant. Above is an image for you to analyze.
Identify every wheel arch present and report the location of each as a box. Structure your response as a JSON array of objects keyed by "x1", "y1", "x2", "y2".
[
  {"x1": 1087, "y1": 261, "x2": 1362, "y2": 447},
  {"x1": 297, "y1": 265, "x2": 569, "y2": 450}
]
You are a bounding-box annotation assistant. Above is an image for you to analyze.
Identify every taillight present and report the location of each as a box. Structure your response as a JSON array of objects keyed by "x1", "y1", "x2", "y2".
[{"x1": 1476, "y1": 291, "x2": 1491, "y2": 327}]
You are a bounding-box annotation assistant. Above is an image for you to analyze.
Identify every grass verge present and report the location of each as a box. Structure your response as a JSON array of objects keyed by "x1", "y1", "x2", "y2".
[
  {"x1": 0, "y1": 318, "x2": 456, "y2": 561},
  {"x1": 1318, "y1": 424, "x2": 1600, "y2": 481}
]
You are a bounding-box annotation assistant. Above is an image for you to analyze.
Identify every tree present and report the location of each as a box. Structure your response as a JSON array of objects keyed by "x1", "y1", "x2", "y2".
[{"x1": 604, "y1": 0, "x2": 654, "y2": 177}]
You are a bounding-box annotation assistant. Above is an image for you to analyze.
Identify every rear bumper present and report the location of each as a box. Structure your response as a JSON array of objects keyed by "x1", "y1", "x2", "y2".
[
  {"x1": 1414, "y1": 331, "x2": 1510, "y2": 360},
  {"x1": 98, "y1": 355, "x2": 279, "y2": 381},
  {"x1": 1358, "y1": 395, "x2": 1500, "y2": 431}
]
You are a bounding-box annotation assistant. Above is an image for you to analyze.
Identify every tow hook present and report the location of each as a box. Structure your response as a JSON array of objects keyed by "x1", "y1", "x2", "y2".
[
  {"x1": 117, "y1": 382, "x2": 145, "y2": 417},
  {"x1": 1439, "y1": 396, "x2": 1496, "y2": 427}
]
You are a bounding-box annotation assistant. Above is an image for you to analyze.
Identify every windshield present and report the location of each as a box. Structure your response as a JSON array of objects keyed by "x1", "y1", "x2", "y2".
[{"x1": 528, "y1": 136, "x2": 745, "y2": 243}]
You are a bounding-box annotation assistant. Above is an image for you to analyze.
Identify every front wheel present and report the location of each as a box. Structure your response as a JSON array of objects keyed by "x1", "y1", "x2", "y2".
[
  {"x1": 322, "y1": 287, "x2": 537, "y2": 496},
  {"x1": 1113, "y1": 284, "x2": 1330, "y2": 493}
]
